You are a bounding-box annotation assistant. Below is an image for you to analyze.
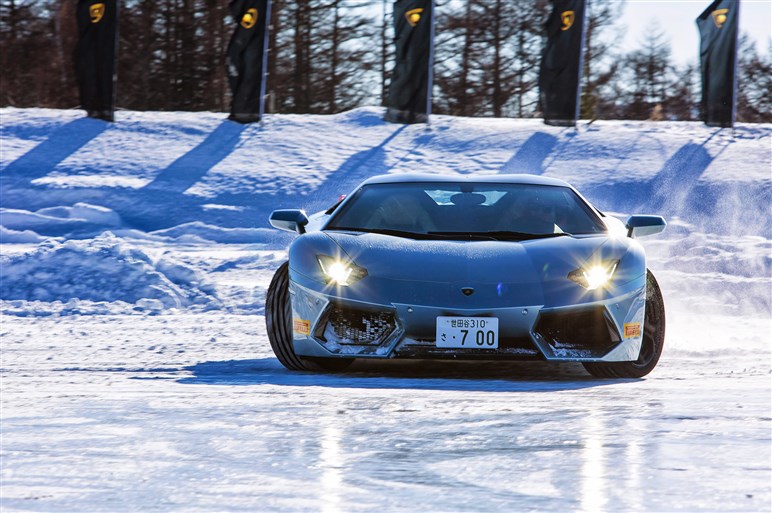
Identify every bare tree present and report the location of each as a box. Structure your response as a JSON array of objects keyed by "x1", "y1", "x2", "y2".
[
  {"x1": 580, "y1": 0, "x2": 625, "y2": 120},
  {"x1": 312, "y1": 0, "x2": 377, "y2": 113},
  {"x1": 435, "y1": 0, "x2": 545, "y2": 118},
  {"x1": 434, "y1": 0, "x2": 483, "y2": 116},
  {"x1": 1, "y1": 0, "x2": 76, "y2": 107},
  {"x1": 2, "y1": 0, "x2": 766, "y2": 122},
  {"x1": 736, "y1": 34, "x2": 772, "y2": 123}
]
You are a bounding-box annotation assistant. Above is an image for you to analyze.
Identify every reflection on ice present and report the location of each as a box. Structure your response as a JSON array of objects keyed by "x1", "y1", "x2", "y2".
[
  {"x1": 320, "y1": 422, "x2": 344, "y2": 513},
  {"x1": 625, "y1": 417, "x2": 645, "y2": 512},
  {"x1": 581, "y1": 410, "x2": 606, "y2": 513}
]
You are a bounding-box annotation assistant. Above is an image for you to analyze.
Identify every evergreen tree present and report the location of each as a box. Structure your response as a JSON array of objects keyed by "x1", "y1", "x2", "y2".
[
  {"x1": 618, "y1": 24, "x2": 672, "y2": 120},
  {"x1": 666, "y1": 63, "x2": 698, "y2": 121}
]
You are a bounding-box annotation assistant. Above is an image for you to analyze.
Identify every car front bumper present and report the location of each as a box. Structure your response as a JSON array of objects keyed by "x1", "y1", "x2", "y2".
[{"x1": 288, "y1": 279, "x2": 646, "y2": 363}]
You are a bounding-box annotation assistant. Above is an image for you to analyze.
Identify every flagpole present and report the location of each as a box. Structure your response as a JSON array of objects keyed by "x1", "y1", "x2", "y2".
[
  {"x1": 574, "y1": 0, "x2": 588, "y2": 126},
  {"x1": 112, "y1": 0, "x2": 119, "y2": 121},
  {"x1": 259, "y1": 0, "x2": 272, "y2": 124},
  {"x1": 730, "y1": 0, "x2": 740, "y2": 128},
  {"x1": 425, "y1": 0, "x2": 435, "y2": 126},
  {"x1": 381, "y1": 0, "x2": 388, "y2": 106}
]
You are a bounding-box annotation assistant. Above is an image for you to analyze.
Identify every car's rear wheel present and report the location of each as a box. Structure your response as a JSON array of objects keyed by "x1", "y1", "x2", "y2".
[
  {"x1": 582, "y1": 270, "x2": 665, "y2": 379},
  {"x1": 265, "y1": 262, "x2": 354, "y2": 372}
]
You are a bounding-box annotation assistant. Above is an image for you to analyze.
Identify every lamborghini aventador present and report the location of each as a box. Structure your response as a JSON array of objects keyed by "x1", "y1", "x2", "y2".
[{"x1": 266, "y1": 174, "x2": 666, "y2": 378}]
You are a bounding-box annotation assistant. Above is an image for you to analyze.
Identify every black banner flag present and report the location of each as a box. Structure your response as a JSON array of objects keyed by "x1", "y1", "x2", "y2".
[
  {"x1": 227, "y1": 0, "x2": 271, "y2": 123},
  {"x1": 697, "y1": 0, "x2": 739, "y2": 127},
  {"x1": 385, "y1": 0, "x2": 434, "y2": 124},
  {"x1": 538, "y1": 0, "x2": 586, "y2": 126},
  {"x1": 74, "y1": 0, "x2": 118, "y2": 122}
]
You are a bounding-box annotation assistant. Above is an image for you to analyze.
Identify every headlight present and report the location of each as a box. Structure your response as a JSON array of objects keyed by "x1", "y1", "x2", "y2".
[
  {"x1": 568, "y1": 260, "x2": 619, "y2": 290},
  {"x1": 317, "y1": 255, "x2": 367, "y2": 286}
]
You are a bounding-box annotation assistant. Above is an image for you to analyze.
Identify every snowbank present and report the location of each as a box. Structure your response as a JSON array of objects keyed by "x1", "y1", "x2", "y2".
[
  {"x1": 0, "y1": 202, "x2": 122, "y2": 239},
  {"x1": 0, "y1": 233, "x2": 217, "y2": 310},
  {"x1": 150, "y1": 221, "x2": 274, "y2": 244},
  {"x1": 0, "y1": 225, "x2": 46, "y2": 243},
  {"x1": 0, "y1": 107, "x2": 769, "y2": 323}
]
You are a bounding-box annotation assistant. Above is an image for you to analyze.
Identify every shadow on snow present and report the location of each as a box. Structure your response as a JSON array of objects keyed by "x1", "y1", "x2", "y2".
[
  {"x1": 499, "y1": 132, "x2": 559, "y2": 175},
  {"x1": 1, "y1": 117, "x2": 108, "y2": 183},
  {"x1": 143, "y1": 121, "x2": 246, "y2": 194},
  {"x1": 3, "y1": 118, "x2": 769, "y2": 237},
  {"x1": 175, "y1": 357, "x2": 636, "y2": 392}
]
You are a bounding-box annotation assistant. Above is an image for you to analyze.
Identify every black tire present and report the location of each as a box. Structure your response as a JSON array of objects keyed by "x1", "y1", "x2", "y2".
[
  {"x1": 583, "y1": 270, "x2": 666, "y2": 378},
  {"x1": 265, "y1": 262, "x2": 354, "y2": 372}
]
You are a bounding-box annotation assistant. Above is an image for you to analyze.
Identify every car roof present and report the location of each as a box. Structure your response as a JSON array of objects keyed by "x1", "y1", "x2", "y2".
[{"x1": 359, "y1": 173, "x2": 572, "y2": 188}]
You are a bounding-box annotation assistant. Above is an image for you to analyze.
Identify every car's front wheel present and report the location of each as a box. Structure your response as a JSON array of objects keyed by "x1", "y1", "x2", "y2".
[
  {"x1": 582, "y1": 270, "x2": 665, "y2": 379},
  {"x1": 265, "y1": 262, "x2": 354, "y2": 372}
]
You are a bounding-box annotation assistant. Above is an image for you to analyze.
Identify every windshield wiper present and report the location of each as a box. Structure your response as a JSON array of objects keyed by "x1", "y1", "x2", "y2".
[
  {"x1": 424, "y1": 231, "x2": 499, "y2": 241},
  {"x1": 428, "y1": 231, "x2": 573, "y2": 241},
  {"x1": 328, "y1": 228, "x2": 573, "y2": 241},
  {"x1": 482, "y1": 231, "x2": 573, "y2": 240},
  {"x1": 328, "y1": 227, "x2": 432, "y2": 240}
]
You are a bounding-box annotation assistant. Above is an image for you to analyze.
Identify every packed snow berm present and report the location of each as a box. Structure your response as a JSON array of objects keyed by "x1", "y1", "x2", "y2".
[{"x1": 1, "y1": 107, "x2": 770, "y2": 512}]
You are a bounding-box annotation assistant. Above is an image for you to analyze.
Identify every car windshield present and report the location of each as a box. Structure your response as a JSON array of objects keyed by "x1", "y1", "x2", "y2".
[{"x1": 325, "y1": 182, "x2": 606, "y2": 239}]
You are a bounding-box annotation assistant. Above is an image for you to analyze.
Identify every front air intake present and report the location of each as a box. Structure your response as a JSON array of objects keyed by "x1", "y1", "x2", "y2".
[
  {"x1": 319, "y1": 304, "x2": 396, "y2": 346},
  {"x1": 533, "y1": 306, "x2": 622, "y2": 358}
]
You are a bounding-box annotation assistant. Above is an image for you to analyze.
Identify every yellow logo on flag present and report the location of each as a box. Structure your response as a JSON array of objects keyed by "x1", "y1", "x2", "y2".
[
  {"x1": 405, "y1": 8, "x2": 424, "y2": 27},
  {"x1": 561, "y1": 10, "x2": 575, "y2": 31},
  {"x1": 241, "y1": 8, "x2": 258, "y2": 29},
  {"x1": 89, "y1": 3, "x2": 105, "y2": 24},
  {"x1": 711, "y1": 8, "x2": 729, "y2": 28},
  {"x1": 624, "y1": 323, "x2": 642, "y2": 339},
  {"x1": 293, "y1": 319, "x2": 311, "y2": 336}
]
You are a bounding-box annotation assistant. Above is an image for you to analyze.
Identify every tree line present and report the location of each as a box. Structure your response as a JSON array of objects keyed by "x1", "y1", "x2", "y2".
[{"x1": 1, "y1": 0, "x2": 769, "y2": 122}]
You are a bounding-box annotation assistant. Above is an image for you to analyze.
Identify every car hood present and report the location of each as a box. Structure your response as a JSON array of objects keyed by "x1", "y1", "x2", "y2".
[
  {"x1": 289, "y1": 230, "x2": 639, "y2": 308},
  {"x1": 324, "y1": 231, "x2": 611, "y2": 284}
]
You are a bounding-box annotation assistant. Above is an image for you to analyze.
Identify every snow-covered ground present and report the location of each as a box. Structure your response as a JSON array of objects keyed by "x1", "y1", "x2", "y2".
[{"x1": 1, "y1": 107, "x2": 770, "y2": 512}]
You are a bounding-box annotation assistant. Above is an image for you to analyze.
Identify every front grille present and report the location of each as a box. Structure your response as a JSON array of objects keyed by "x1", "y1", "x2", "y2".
[
  {"x1": 321, "y1": 304, "x2": 396, "y2": 346},
  {"x1": 533, "y1": 307, "x2": 621, "y2": 358},
  {"x1": 396, "y1": 336, "x2": 541, "y2": 359},
  {"x1": 395, "y1": 336, "x2": 541, "y2": 359}
]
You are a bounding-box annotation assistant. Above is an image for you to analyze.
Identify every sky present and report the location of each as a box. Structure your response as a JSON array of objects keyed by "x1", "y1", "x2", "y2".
[{"x1": 619, "y1": 0, "x2": 772, "y2": 64}]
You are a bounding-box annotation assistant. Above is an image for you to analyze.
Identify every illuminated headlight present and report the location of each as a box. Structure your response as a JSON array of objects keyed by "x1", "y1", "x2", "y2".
[
  {"x1": 568, "y1": 260, "x2": 619, "y2": 290},
  {"x1": 317, "y1": 255, "x2": 367, "y2": 286}
]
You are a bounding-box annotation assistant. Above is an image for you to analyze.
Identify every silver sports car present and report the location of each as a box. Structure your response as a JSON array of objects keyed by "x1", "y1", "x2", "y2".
[{"x1": 266, "y1": 174, "x2": 666, "y2": 378}]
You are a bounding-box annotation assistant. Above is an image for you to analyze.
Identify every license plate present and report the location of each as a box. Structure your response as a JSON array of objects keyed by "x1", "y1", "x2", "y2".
[{"x1": 436, "y1": 317, "x2": 499, "y2": 349}]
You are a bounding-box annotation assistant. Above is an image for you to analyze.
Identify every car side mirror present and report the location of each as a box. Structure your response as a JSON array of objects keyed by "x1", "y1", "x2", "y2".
[
  {"x1": 269, "y1": 209, "x2": 309, "y2": 234},
  {"x1": 625, "y1": 215, "x2": 666, "y2": 238}
]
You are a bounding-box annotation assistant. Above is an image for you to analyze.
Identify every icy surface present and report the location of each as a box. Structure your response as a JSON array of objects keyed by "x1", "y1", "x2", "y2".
[
  {"x1": 0, "y1": 107, "x2": 770, "y2": 512},
  {"x1": 1, "y1": 313, "x2": 769, "y2": 512}
]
